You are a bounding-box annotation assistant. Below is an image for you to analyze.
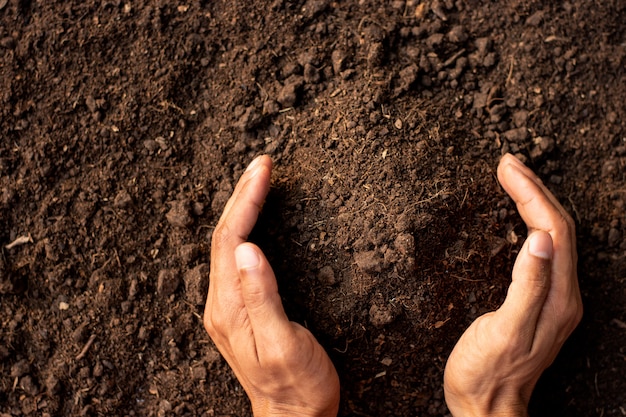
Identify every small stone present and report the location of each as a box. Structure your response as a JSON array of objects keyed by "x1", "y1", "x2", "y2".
[
  {"x1": 394, "y1": 233, "x2": 415, "y2": 256},
  {"x1": 59, "y1": 301, "x2": 70, "y2": 310},
  {"x1": 235, "y1": 106, "x2": 262, "y2": 132},
  {"x1": 166, "y1": 200, "x2": 193, "y2": 228},
  {"x1": 512, "y1": 110, "x2": 529, "y2": 127},
  {"x1": 113, "y1": 189, "x2": 132, "y2": 208},
  {"x1": 184, "y1": 264, "x2": 209, "y2": 305},
  {"x1": 278, "y1": 83, "x2": 298, "y2": 107},
  {"x1": 331, "y1": 49, "x2": 346, "y2": 74},
  {"x1": 72, "y1": 324, "x2": 89, "y2": 344},
  {"x1": 475, "y1": 37, "x2": 491, "y2": 56},
  {"x1": 367, "y1": 42, "x2": 385, "y2": 67},
  {"x1": 447, "y1": 25, "x2": 467, "y2": 43},
  {"x1": 157, "y1": 269, "x2": 180, "y2": 297},
  {"x1": 354, "y1": 251, "x2": 383, "y2": 274},
  {"x1": 482, "y1": 52, "x2": 497, "y2": 67},
  {"x1": 85, "y1": 96, "x2": 98, "y2": 113},
  {"x1": 317, "y1": 266, "x2": 337, "y2": 285},
  {"x1": 10, "y1": 359, "x2": 30, "y2": 378},
  {"x1": 608, "y1": 228, "x2": 621, "y2": 247},
  {"x1": 426, "y1": 33, "x2": 444, "y2": 49},
  {"x1": 601, "y1": 159, "x2": 618, "y2": 177},
  {"x1": 394, "y1": 118, "x2": 403, "y2": 129},
  {"x1": 303, "y1": 63, "x2": 320, "y2": 84},
  {"x1": 369, "y1": 303, "x2": 396, "y2": 327},
  {"x1": 192, "y1": 365, "x2": 207, "y2": 380},
  {"x1": 503, "y1": 127, "x2": 529, "y2": 143},
  {"x1": 143, "y1": 139, "x2": 158, "y2": 153},
  {"x1": 93, "y1": 361, "x2": 104, "y2": 378},
  {"x1": 526, "y1": 10, "x2": 546, "y2": 27},
  {"x1": 263, "y1": 100, "x2": 280, "y2": 116},
  {"x1": 45, "y1": 374, "x2": 60, "y2": 395},
  {"x1": 20, "y1": 375, "x2": 39, "y2": 396},
  {"x1": 0, "y1": 36, "x2": 15, "y2": 49},
  {"x1": 180, "y1": 244, "x2": 200, "y2": 265},
  {"x1": 530, "y1": 136, "x2": 555, "y2": 158}
]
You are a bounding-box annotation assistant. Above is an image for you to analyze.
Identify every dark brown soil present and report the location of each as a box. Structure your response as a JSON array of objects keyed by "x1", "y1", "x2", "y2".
[{"x1": 1, "y1": 1, "x2": 625, "y2": 416}]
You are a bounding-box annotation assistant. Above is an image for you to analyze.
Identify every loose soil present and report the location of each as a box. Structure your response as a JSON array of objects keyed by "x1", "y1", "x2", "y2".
[{"x1": 1, "y1": 1, "x2": 625, "y2": 416}]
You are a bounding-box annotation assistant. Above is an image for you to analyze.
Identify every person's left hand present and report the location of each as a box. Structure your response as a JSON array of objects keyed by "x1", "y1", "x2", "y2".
[{"x1": 204, "y1": 155, "x2": 340, "y2": 417}]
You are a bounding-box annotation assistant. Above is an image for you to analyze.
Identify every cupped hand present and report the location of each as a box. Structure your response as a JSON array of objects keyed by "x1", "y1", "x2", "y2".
[
  {"x1": 204, "y1": 155, "x2": 340, "y2": 417},
  {"x1": 444, "y1": 154, "x2": 583, "y2": 416}
]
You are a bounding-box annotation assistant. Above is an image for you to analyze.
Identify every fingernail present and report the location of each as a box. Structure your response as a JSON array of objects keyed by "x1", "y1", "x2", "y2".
[
  {"x1": 245, "y1": 156, "x2": 262, "y2": 173},
  {"x1": 235, "y1": 244, "x2": 260, "y2": 270},
  {"x1": 528, "y1": 232, "x2": 553, "y2": 260}
]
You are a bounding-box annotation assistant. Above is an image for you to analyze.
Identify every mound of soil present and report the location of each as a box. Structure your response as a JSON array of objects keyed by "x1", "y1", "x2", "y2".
[{"x1": 1, "y1": 1, "x2": 624, "y2": 416}]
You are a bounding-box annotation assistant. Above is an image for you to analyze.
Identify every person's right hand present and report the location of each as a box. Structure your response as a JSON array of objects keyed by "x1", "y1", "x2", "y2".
[
  {"x1": 443, "y1": 153, "x2": 583, "y2": 416},
  {"x1": 204, "y1": 155, "x2": 340, "y2": 417}
]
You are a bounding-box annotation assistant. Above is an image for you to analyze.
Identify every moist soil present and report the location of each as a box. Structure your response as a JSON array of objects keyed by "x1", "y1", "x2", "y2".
[{"x1": 1, "y1": 1, "x2": 625, "y2": 416}]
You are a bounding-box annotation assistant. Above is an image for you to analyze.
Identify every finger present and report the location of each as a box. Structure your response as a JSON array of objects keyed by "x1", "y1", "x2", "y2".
[
  {"x1": 496, "y1": 156, "x2": 577, "y2": 294},
  {"x1": 495, "y1": 231, "x2": 553, "y2": 345},
  {"x1": 498, "y1": 154, "x2": 576, "y2": 248},
  {"x1": 499, "y1": 154, "x2": 568, "y2": 219},
  {"x1": 235, "y1": 243, "x2": 295, "y2": 358},
  {"x1": 210, "y1": 156, "x2": 272, "y2": 290},
  {"x1": 219, "y1": 155, "x2": 272, "y2": 223},
  {"x1": 205, "y1": 156, "x2": 272, "y2": 341}
]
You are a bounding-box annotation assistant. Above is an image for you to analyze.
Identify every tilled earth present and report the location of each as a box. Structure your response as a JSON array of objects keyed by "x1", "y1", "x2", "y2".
[{"x1": 0, "y1": 1, "x2": 625, "y2": 416}]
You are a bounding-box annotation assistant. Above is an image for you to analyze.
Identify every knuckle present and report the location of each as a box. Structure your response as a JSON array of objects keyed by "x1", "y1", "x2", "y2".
[{"x1": 203, "y1": 308, "x2": 227, "y2": 339}]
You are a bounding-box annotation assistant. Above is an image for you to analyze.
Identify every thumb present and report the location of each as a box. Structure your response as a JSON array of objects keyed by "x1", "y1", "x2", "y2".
[
  {"x1": 235, "y1": 243, "x2": 294, "y2": 348},
  {"x1": 495, "y1": 231, "x2": 553, "y2": 341}
]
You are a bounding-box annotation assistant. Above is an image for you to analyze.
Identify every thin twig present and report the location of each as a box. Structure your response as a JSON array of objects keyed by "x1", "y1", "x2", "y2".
[
  {"x1": 76, "y1": 334, "x2": 97, "y2": 360},
  {"x1": 5, "y1": 234, "x2": 33, "y2": 249}
]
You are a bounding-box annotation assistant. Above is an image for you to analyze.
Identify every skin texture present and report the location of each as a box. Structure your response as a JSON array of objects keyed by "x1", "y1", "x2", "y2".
[
  {"x1": 204, "y1": 155, "x2": 340, "y2": 417},
  {"x1": 204, "y1": 153, "x2": 582, "y2": 417},
  {"x1": 443, "y1": 154, "x2": 583, "y2": 416}
]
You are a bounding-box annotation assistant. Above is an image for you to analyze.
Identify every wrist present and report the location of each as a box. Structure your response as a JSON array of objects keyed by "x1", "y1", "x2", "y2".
[
  {"x1": 252, "y1": 399, "x2": 338, "y2": 417},
  {"x1": 445, "y1": 396, "x2": 528, "y2": 417}
]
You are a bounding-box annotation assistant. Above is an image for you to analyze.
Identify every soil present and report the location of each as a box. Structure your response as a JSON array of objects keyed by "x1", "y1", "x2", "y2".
[{"x1": 1, "y1": 0, "x2": 625, "y2": 416}]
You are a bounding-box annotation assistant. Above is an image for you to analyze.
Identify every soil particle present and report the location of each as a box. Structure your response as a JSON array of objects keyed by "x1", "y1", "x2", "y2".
[
  {"x1": 45, "y1": 374, "x2": 61, "y2": 395},
  {"x1": 607, "y1": 228, "x2": 621, "y2": 248},
  {"x1": 235, "y1": 106, "x2": 262, "y2": 132},
  {"x1": 277, "y1": 76, "x2": 304, "y2": 108},
  {"x1": 157, "y1": 269, "x2": 180, "y2": 297},
  {"x1": 369, "y1": 302, "x2": 397, "y2": 327},
  {"x1": 180, "y1": 244, "x2": 200, "y2": 265},
  {"x1": 512, "y1": 110, "x2": 529, "y2": 128},
  {"x1": 394, "y1": 233, "x2": 416, "y2": 256},
  {"x1": 184, "y1": 263, "x2": 209, "y2": 305},
  {"x1": 10, "y1": 360, "x2": 30, "y2": 378},
  {"x1": 529, "y1": 136, "x2": 555, "y2": 159},
  {"x1": 447, "y1": 25, "x2": 468, "y2": 43},
  {"x1": 367, "y1": 42, "x2": 385, "y2": 67},
  {"x1": 317, "y1": 265, "x2": 337, "y2": 286},
  {"x1": 113, "y1": 189, "x2": 133, "y2": 209},
  {"x1": 303, "y1": 63, "x2": 321, "y2": 84},
  {"x1": 166, "y1": 200, "x2": 193, "y2": 228},
  {"x1": 19, "y1": 375, "x2": 39, "y2": 396},
  {"x1": 331, "y1": 49, "x2": 347, "y2": 74},
  {"x1": 354, "y1": 251, "x2": 383, "y2": 274},
  {"x1": 503, "y1": 127, "x2": 529, "y2": 143}
]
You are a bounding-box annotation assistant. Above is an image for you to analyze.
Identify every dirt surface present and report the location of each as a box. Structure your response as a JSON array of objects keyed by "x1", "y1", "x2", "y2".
[{"x1": 1, "y1": 0, "x2": 625, "y2": 416}]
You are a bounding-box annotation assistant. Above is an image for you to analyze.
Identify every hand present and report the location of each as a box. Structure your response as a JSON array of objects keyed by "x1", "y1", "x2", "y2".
[
  {"x1": 443, "y1": 154, "x2": 583, "y2": 416},
  {"x1": 204, "y1": 155, "x2": 340, "y2": 417}
]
